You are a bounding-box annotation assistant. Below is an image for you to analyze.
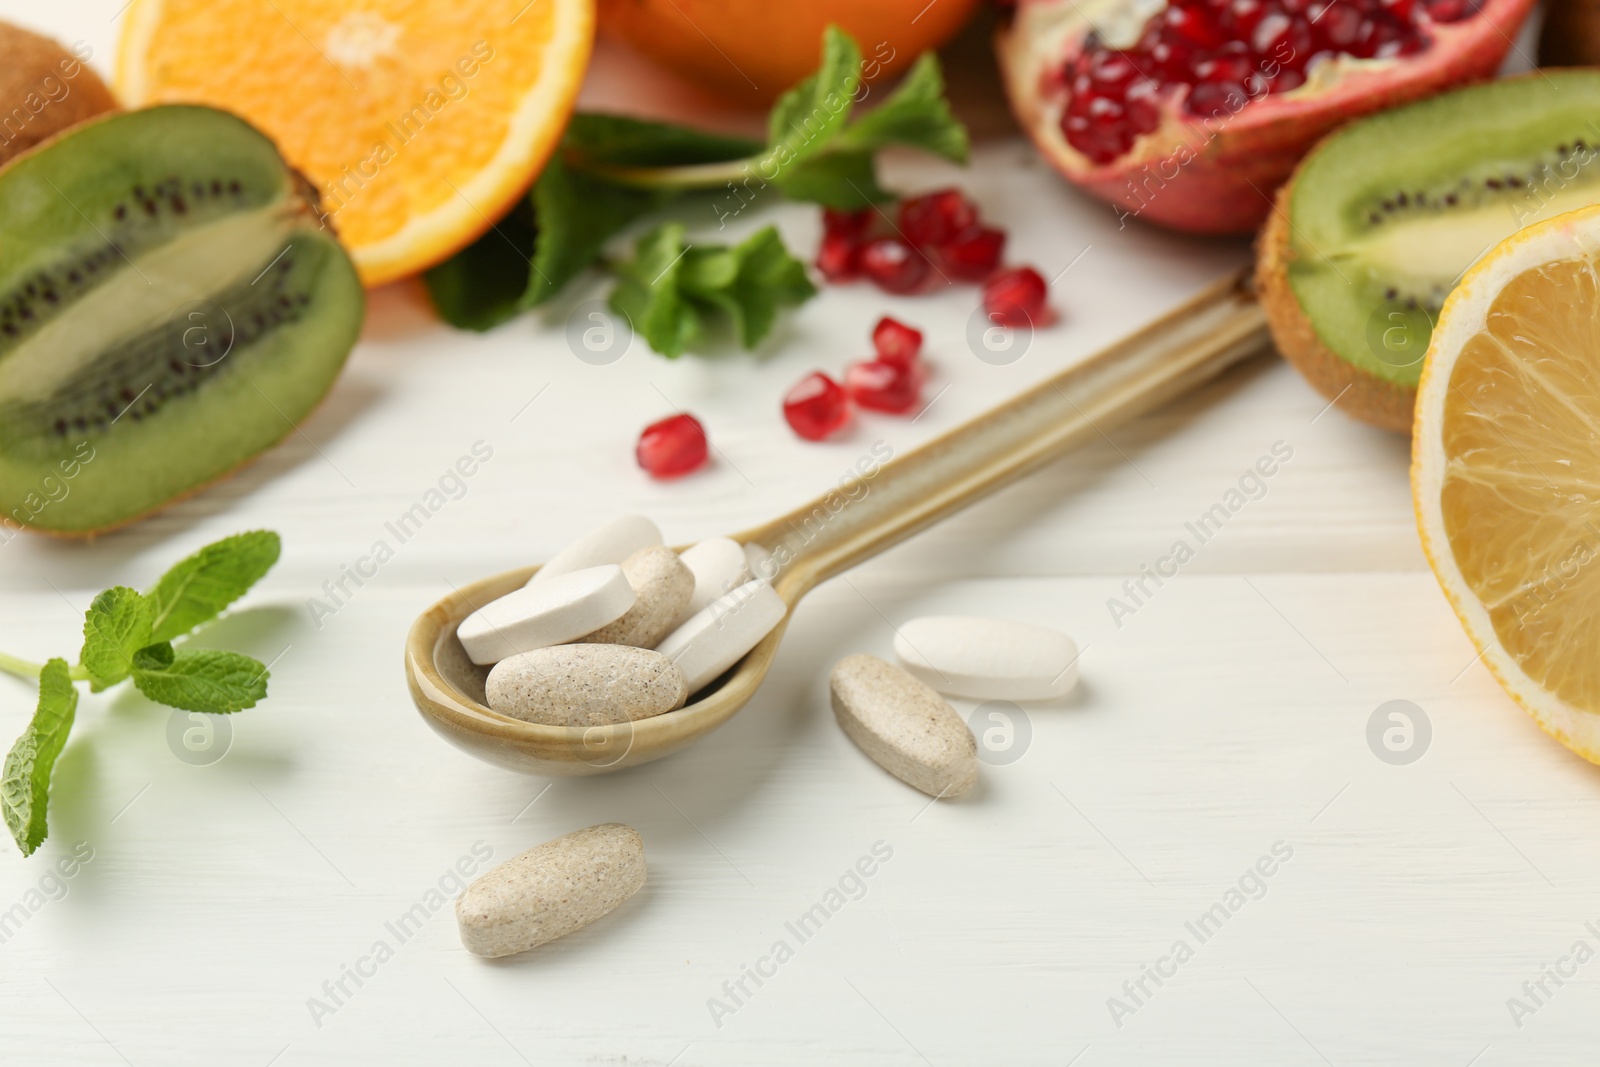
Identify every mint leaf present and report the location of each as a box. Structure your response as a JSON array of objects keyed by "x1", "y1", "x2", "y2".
[
  {"x1": 528, "y1": 157, "x2": 672, "y2": 309},
  {"x1": 764, "y1": 27, "x2": 860, "y2": 176},
  {"x1": 714, "y1": 227, "x2": 818, "y2": 347},
  {"x1": 422, "y1": 198, "x2": 536, "y2": 331},
  {"x1": 833, "y1": 53, "x2": 969, "y2": 163},
  {"x1": 610, "y1": 223, "x2": 700, "y2": 357},
  {"x1": 563, "y1": 112, "x2": 763, "y2": 169},
  {"x1": 80, "y1": 586, "x2": 153, "y2": 692},
  {"x1": 610, "y1": 223, "x2": 816, "y2": 356},
  {"x1": 773, "y1": 149, "x2": 883, "y2": 209},
  {"x1": 147, "y1": 531, "x2": 281, "y2": 644},
  {"x1": 2, "y1": 659, "x2": 78, "y2": 856},
  {"x1": 132, "y1": 646, "x2": 268, "y2": 714}
]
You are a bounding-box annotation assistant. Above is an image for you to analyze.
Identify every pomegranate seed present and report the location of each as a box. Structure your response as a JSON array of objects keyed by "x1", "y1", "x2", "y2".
[
  {"x1": 816, "y1": 231, "x2": 860, "y2": 282},
  {"x1": 1187, "y1": 81, "x2": 1246, "y2": 117},
  {"x1": 872, "y1": 316, "x2": 924, "y2": 367},
  {"x1": 858, "y1": 237, "x2": 930, "y2": 294},
  {"x1": 1228, "y1": 0, "x2": 1268, "y2": 38},
  {"x1": 783, "y1": 372, "x2": 851, "y2": 440},
  {"x1": 636, "y1": 413, "x2": 708, "y2": 478},
  {"x1": 845, "y1": 359, "x2": 925, "y2": 414},
  {"x1": 1124, "y1": 80, "x2": 1163, "y2": 134},
  {"x1": 1159, "y1": 5, "x2": 1228, "y2": 49},
  {"x1": 823, "y1": 207, "x2": 873, "y2": 238},
  {"x1": 1271, "y1": 66, "x2": 1307, "y2": 91},
  {"x1": 899, "y1": 188, "x2": 979, "y2": 249},
  {"x1": 983, "y1": 267, "x2": 1049, "y2": 328},
  {"x1": 941, "y1": 226, "x2": 1007, "y2": 281}
]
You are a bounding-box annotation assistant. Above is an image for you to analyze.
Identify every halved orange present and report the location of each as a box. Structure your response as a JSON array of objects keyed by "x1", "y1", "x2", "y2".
[
  {"x1": 118, "y1": 0, "x2": 594, "y2": 286},
  {"x1": 1413, "y1": 203, "x2": 1600, "y2": 760}
]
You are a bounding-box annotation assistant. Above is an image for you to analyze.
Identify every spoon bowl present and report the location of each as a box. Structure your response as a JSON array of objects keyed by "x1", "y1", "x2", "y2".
[
  {"x1": 406, "y1": 551, "x2": 794, "y2": 776},
  {"x1": 406, "y1": 270, "x2": 1270, "y2": 776}
]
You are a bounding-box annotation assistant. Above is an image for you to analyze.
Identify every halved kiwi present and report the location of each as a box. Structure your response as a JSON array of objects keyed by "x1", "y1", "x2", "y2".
[
  {"x1": 1258, "y1": 71, "x2": 1600, "y2": 432},
  {"x1": 0, "y1": 105, "x2": 362, "y2": 535}
]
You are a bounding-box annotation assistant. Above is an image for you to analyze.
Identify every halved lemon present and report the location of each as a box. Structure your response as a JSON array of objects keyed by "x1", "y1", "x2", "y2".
[
  {"x1": 118, "y1": 0, "x2": 594, "y2": 286},
  {"x1": 1413, "y1": 203, "x2": 1600, "y2": 760}
]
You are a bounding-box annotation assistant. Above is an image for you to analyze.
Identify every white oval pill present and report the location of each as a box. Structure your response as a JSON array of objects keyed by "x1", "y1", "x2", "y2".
[
  {"x1": 584, "y1": 546, "x2": 694, "y2": 649},
  {"x1": 456, "y1": 823, "x2": 646, "y2": 958},
  {"x1": 485, "y1": 644, "x2": 688, "y2": 725},
  {"x1": 894, "y1": 616, "x2": 1078, "y2": 701},
  {"x1": 830, "y1": 654, "x2": 977, "y2": 798},
  {"x1": 458, "y1": 565, "x2": 634, "y2": 666},
  {"x1": 527, "y1": 515, "x2": 662, "y2": 590},
  {"x1": 676, "y1": 537, "x2": 751, "y2": 621},
  {"x1": 655, "y1": 579, "x2": 786, "y2": 695},
  {"x1": 743, "y1": 541, "x2": 774, "y2": 582}
]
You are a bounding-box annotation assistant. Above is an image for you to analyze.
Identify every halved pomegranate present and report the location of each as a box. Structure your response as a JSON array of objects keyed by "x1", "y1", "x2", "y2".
[{"x1": 996, "y1": 0, "x2": 1537, "y2": 233}]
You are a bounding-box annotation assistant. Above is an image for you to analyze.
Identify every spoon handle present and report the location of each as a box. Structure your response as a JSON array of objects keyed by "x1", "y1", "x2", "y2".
[{"x1": 743, "y1": 267, "x2": 1272, "y2": 599}]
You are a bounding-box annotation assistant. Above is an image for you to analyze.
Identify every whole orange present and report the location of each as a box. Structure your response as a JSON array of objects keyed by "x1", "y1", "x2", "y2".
[{"x1": 597, "y1": 0, "x2": 983, "y2": 104}]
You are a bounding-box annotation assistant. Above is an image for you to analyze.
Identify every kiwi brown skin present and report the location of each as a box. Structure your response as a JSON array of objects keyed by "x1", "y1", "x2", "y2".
[
  {"x1": 0, "y1": 22, "x2": 117, "y2": 168},
  {"x1": 1256, "y1": 174, "x2": 1417, "y2": 435}
]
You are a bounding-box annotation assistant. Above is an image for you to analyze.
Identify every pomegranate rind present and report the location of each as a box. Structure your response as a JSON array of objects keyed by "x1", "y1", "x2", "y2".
[{"x1": 996, "y1": 0, "x2": 1539, "y2": 233}]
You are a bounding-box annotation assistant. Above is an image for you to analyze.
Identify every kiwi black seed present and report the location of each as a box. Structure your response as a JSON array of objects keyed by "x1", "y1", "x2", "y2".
[
  {"x1": 1257, "y1": 71, "x2": 1600, "y2": 434},
  {"x1": 0, "y1": 105, "x2": 363, "y2": 535}
]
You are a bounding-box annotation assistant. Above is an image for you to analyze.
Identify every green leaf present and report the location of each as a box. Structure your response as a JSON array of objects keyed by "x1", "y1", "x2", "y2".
[
  {"x1": 563, "y1": 113, "x2": 763, "y2": 168},
  {"x1": 774, "y1": 150, "x2": 886, "y2": 209},
  {"x1": 717, "y1": 227, "x2": 819, "y2": 348},
  {"x1": 528, "y1": 115, "x2": 760, "y2": 310},
  {"x1": 132, "y1": 646, "x2": 269, "y2": 714},
  {"x1": 423, "y1": 198, "x2": 536, "y2": 331},
  {"x1": 834, "y1": 53, "x2": 970, "y2": 163},
  {"x1": 611, "y1": 223, "x2": 816, "y2": 356},
  {"x1": 146, "y1": 531, "x2": 281, "y2": 644},
  {"x1": 80, "y1": 586, "x2": 154, "y2": 692},
  {"x1": 527, "y1": 156, "x2": 672, "y2": 309},
  {"x1": 609, "y1": 222, "x2": 701, "y2": 358},
  {"x1": 764, "y1": 26, "x2": 861, "y2": 176},
  {"x1": 2, "y1": 659, "x2": 78, "y2": 856}
]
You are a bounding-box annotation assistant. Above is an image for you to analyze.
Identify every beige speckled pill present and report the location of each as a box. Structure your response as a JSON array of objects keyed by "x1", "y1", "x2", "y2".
[
  {"x1": 830, "y1": 653, "x2": 978, "y2": 798},
  {"x1": 485, "y1": 644, "x2": 688, "y2": 726},
  {"x1": 583, "y1": 546, "x2": 694, "y2": 649},
  {"x1": 456, "y1": 823, "x2": 646, "y2": 958}
]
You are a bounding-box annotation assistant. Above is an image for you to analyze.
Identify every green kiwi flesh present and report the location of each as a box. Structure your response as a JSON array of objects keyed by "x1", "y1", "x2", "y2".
[
  {"x1": 0, "y1": 105, "x2": 363, "y2": 535},
  {"x1": 1279, "y1": 71, "x2": 1600, "y2": 390}
]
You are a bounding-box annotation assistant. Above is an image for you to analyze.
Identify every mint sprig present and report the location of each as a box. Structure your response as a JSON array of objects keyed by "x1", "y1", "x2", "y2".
[
  {"x1": 610, "y1": 223, "x2": 816, "y2": 357},
  {"x1": 0, "y1": 531, "x2": 280, "y2": 856},
  {"x1": 424, "y1": 26, "x2": 969, "y2": 339}
]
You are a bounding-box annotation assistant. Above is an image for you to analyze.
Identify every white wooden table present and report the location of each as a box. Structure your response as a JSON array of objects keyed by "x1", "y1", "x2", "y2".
[{"x1": 2, "y1": 6, "x2": 1589, "y2": 1065}]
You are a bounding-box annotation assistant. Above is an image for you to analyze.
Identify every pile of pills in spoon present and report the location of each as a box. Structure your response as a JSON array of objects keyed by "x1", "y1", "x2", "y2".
[{"x1": 457, "y1": 515, "x2": 785, "y2": 724}]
